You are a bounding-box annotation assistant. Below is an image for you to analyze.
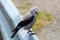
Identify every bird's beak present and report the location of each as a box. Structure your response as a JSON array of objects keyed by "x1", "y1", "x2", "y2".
[{"x1": 35, "y1": 12, "x2": 39, "y2": 16}]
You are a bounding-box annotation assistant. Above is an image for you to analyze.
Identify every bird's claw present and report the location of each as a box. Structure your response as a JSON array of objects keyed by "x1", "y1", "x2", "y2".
[
  {"x1": 27, "y1": 30, "x2": 36, "y2": 35},
  {"x1": 29, "y1": 32, "x2": 36, "y2": 35}
]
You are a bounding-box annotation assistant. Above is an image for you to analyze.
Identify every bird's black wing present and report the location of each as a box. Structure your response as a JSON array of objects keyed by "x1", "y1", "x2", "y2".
[
  {"x1": 11, "y1": 16, "x2": 34, "y2": 38},
  {"x1": 19, "y1": 16, "x2": 34, "y2": 27}
]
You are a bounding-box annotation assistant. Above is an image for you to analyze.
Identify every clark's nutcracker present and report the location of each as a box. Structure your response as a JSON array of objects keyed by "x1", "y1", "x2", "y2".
[{"x1": 11, "y1": 7, "x2": 39, "y2": 38}]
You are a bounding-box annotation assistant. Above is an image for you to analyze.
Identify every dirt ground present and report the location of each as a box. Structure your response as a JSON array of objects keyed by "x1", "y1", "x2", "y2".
[{"x1": 12, "y1": 0, "x2": 60, "y2": 40}]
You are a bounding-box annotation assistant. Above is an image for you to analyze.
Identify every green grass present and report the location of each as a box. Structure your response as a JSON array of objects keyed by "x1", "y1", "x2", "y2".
[{"x1": 38, "y1": 11, "x2": 53, "y2": 21}]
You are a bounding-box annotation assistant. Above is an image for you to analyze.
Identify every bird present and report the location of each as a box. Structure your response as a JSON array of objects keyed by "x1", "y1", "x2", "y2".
[{"x1": 11, "y1": 7, "x2": 39, "y2": 38}]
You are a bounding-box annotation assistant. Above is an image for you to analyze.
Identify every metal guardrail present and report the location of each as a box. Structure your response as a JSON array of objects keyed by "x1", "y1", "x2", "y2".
[{"x1": 0, "y1": 0, "x2": 39, "y2": 40}]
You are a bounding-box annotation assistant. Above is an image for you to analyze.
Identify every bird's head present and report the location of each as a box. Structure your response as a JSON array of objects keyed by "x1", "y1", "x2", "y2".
[{"x1": 29, "y1": 7, "x2": 39, "y2": 16}]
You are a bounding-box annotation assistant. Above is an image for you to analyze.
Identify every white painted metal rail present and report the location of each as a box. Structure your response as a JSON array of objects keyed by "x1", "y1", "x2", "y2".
[{"x1": 0, "y1": 0, "x2": 39, "y2": 40}]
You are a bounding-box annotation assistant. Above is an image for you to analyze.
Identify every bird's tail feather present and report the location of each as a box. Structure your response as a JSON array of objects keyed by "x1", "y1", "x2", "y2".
[
  {"x1": 11, "y1": 28, "x2": 17, "y2": 32},
  {"x1": 11, "y1": 26, "x2": 19, "y2": 32},
  {"x1": 11, "y1": 29, "x2": 19, "y2": 38},
  {"x1": 11, "y1": 26, "x2": 22, "y2": 38}
]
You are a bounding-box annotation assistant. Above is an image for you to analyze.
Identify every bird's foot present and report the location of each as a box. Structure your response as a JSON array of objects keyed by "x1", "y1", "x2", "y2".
[
  {"x1": 27, "y1": 29, "x2": 36, "y2": 35},
  {"x1": 29, "y1": 31, "x2": 36, "y2": 35},
  {"x1": 28, "y1": 30, "x2": 36, "y2": 35}
]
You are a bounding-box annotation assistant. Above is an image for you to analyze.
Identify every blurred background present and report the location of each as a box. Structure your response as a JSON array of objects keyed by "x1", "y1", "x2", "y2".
[{"x1": 1, "y1": 0, "x2": 60, "y2": 40}]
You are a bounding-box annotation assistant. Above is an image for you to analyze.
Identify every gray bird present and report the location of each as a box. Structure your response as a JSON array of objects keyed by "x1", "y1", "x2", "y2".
[{"x1": 11, "y1": 7, "x2": 39, "y2": 38}]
